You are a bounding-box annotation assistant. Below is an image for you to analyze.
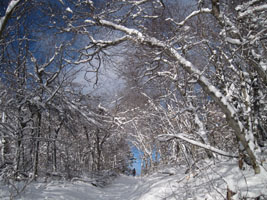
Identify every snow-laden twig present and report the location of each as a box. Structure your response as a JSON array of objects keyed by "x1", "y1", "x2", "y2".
[
  {"x1": 166, "y1": 8, "x2": 211, "y2": 28},
  {"x1": 238, "y1": 4, "x2": 267, "y2": 19}
]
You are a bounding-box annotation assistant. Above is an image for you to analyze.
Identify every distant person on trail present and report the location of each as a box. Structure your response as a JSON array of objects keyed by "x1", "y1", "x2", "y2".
[{"x1": 132, "y1": 168, "x2": 136, "y2": 177}]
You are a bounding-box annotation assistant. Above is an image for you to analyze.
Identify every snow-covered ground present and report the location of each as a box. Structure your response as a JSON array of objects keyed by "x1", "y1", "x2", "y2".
[{"x1": 1, "y1": 159, "x2": 267, "y2": 200}]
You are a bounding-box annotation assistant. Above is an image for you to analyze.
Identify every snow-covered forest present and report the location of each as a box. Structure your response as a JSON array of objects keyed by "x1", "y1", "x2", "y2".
[{"x1": 0, "y1": 0, "x2": 267, "y2": 199}]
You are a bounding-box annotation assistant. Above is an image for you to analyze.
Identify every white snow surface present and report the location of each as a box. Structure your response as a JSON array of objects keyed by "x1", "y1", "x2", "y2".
[
  {"x1": 66, "y1": 7, "x2": 73, "y2": 13},
  {"x1": 1, "y1": 159, "x2": 267, "y2": 199}
]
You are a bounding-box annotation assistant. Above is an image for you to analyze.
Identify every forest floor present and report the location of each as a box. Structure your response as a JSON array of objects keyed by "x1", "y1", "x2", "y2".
[{"x1": 1, "y1": 158, "x2": 267, "y2": 200}]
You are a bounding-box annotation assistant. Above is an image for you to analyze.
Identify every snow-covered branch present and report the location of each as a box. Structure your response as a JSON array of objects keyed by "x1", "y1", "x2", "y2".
[
  {"x1": 0, "y1": 0, "x2": 21, "y2": 37},
  {"x1": 166, "y1": 8, "x2": 211, "y2": 27},
  {"x1": 158, "y1": 134, "x2": 237, "y2": 158},
  {"x1": 237, "y1": 4, "x2": 267, "y2": 19}
]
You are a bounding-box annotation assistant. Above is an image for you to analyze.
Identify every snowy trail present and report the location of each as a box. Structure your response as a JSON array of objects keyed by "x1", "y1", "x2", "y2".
[
  {"x1": 6, "y1": 174, "x2": 179, "y2": 200},
  {"x1": 98, "y1": 176, "x2": 142, "y2": 200},
  {"x1": 99, "y1": 174, "x2": 184, "y2": 200},
  {"x1": 9, "y1": 175, "x2": 145, "y2": 200},
  {"x1": 2, "y1": 160, "x2": 267, "y2": 200}
]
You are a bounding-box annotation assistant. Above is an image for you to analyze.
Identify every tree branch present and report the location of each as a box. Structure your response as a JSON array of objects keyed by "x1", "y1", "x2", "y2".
[
  {"x1": 158, "y1": 134, "x2": 237, "y2": 158},
  {"x1": 0, "y1": 0, "x2": 21, "y2": 38}
]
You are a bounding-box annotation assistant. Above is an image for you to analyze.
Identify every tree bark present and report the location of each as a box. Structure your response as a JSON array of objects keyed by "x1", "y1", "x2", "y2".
[{"x1": 33, "y1": 111, "x2": 41, "y2": 179}]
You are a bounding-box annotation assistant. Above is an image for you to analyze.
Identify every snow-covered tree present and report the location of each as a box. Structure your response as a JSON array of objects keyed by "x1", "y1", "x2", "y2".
[
  {"x1": 0, "y1": 0, "x2": 133, "y2": 183},
  {"x1": 62, "y1": 0, "x2": 266, "y2": 174},
  {"x1": 1, "y1": 0, "x2": 266, "y2": 192}
]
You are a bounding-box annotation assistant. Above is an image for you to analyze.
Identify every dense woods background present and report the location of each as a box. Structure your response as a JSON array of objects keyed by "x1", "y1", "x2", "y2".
[{"x1": 0, "y1": 1, "x2": 266, "y2": 194}]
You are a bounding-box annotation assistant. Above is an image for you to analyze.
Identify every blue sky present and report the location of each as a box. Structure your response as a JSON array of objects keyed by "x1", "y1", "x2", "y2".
[
  {"x1": 131, "y1": 146, "x2": 142, "y2": 176},
  {"x1": 131, "y1": 145, "x2": 160, "y2": 176}
]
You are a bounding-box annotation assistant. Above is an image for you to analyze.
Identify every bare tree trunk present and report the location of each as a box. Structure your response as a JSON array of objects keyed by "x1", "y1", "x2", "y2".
[
  {"x1": 33, "y1": 111, "x2": 41, "y2": 179},
  {"x1": 226, "y1": 187, "x2": 236, "y2": 200},
  {"x1": 95, "y1": 129, "x2": 101, "y2": 171},
  {"x1": 53, "y1": 141, "x2": 57, "y2": 172},
  {"x1": 53, "y1": 125, "x2": 61, "y2": 172},
  {"x1": 15, "y1": 134, "x2": 21, "y2": 173},
  {"x1": 1, "y1": 112, "x2": 7, "y2": 165},
  {"x1": 15, "y1": 117, "x2": 26, "y2": 175}
]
